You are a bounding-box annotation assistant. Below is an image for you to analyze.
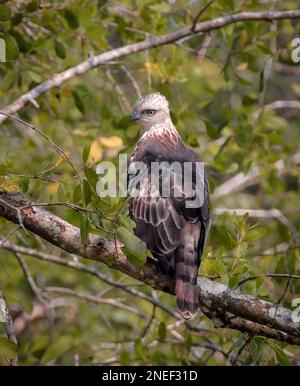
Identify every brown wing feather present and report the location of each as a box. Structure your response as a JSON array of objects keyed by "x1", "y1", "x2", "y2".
[{"x1": 129, "y1": 133, "x2": 210, "y2": 319}]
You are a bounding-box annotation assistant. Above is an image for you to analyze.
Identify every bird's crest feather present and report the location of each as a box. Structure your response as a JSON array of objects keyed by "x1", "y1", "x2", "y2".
[{"x1": 133, "y1": 92, "x2": 169, "y2": 112}]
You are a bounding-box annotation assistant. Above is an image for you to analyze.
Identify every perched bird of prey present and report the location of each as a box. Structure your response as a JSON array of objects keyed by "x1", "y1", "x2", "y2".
[{"x1": 128, "y1": 93, "x2": 210, "y2": 319}]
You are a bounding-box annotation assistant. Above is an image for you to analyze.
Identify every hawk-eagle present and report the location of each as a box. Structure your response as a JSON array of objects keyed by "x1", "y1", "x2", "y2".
[{"x1": 128, "y1": 93, "x2": 210, "y2": 319}]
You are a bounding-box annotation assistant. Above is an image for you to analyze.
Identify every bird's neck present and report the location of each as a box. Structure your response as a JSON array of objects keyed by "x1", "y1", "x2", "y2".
[
  {"x1": 141, "y1": 121, "x2": 182, "y2": 143},
  {"x1": 130, "y1": 122, "x2": 184, "y2": 163}
]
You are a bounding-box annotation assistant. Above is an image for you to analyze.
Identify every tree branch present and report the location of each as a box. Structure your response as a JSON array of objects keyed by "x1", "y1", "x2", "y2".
[
  {"x1": 191, "y1": 0, "x2": 216, "y2": 32},
  {"x1": 1, "y1": 9, "x2": 300, "y2": 124},
  {"x1": 212, "y1": 151, "x2": 300, "y2": 199},
  {"x1": 0, "y1": 192, "x2": 300, "y2": 345},
  {"x1": 0, "y1": 289, "x2": 18, "y2": 365},
  {"x1": 213, "y1": 208, "x2": 300, "y2": 241},
  {"x1": 265, "y1": 100, "x2": 300, "y2": 110}
]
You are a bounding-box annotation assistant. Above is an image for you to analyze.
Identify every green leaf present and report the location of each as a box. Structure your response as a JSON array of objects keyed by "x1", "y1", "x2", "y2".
[
  {"x1": 117, "y1": 226, "x2": 147, "y2": 267},
  {"x1": 134, "y1": 339, "x2": 144, "y2": 358},
  {"x1": 54, "y1": 40, "x2": 66, "y2": 59},
  {"x1": 257, "y1": 43, "x2": 272, "y2": 55},
  {"x1": 248, "y1": 338, "x2": 262, "y2": 363},
  {"x1": 73, "y1": 91, "x2": 85, "y2": 114},
  {"x1": 148, "y1": 3, "x2": 171, "y2": 12},
  {"x1": 119, "y1": 214, "x2": 136, "y2": 230},
  {"x1": 97, "y1": 0, "x2": 109, "y2": 9},
  {"x1": 41, "y1": 336, "x2": 74, "y2": 364},
  {"x1": 229, "y1": 335, "x2": 245, "y2": 352},
  {"x1": 80, "y1": 216, "x2": 89, "y2": 245},
  {"x1": 9, "y1": 30, "x2": 28, "y2": 53},
  {"x1": 82, "y1": 145, "x2": 90, "y2": 164},
  {"x1": 204, "y1": 120, "x2": 219, "y2": 139},
  {"x1": 72, "y1": 183, "x2": 82, "y2": 203},
  {"x1": 0, "y1": 337, "x2": 17, "y2": 358},
  {"x1": 117, "y1": 227, "x2": 146, "y2": 254},
  {"x1": 116, "y1": 226, "x2": 139, "y2": 251},
  {"x1": 292, "y1": 83, "x2": 300, "y2": 97},
  {"x1": 63, "y1": 10, "x2": 79, "y2": 29},
  {"x1": 0, "y1": 164, "x2": 6, "y2": 175},
  {"x1": 119, "y1": 350, "x2": 130, "y2": 365},
  {"x1": 273, "y1": 346, "x2": 290, "y2": 366},
  {"x1": 0, "y1": 4, "x2": 11, "y2": 20},
  {"x1": 229, "y1": 274, "x2": 243, "y2": 288},
  {"x1": 185, "y1": 334, "x2": 192, "y2": 352},
  {"x1": 0, "y1": 34, "x2": 20, "y2": 60},
  {"x1": 57, "y1": 184, "x2": 66, "y2": 202},
  {"x1": 26, "y1": 1, "x2": 39, "y2": 12},
  {"x1": 244, "y1": 227, "x2": 267, "y2": 242},
  {"x1": 83, "y1": 179, "x2": 91, "y2": 206},
  {"x1": 30, "y1": 335, "x2": 49, "y2": 355},
  {"x1": 21, "y1": 177, "x2": 29, "y2": 193},
  {"x1": 84, "y1": 167, "x2": 97, "y2": 188},
  {"x1": 242, "y1": 95, "x2": 257, "y2": 106},
  {"x1": 158, "y1": 322, "x2": 167, "y2": 342},
  {"x1": 11, "y1": 12, "x2": 23, "y2": 26}
]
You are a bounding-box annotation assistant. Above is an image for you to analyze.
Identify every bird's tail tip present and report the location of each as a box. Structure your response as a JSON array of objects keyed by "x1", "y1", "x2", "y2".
[
  {"x1": 178, "y1": 309, "x2": 196, "y2": 320},
  {"x1": 176, "y1": 284, "x2": 199, "y2": 320}
]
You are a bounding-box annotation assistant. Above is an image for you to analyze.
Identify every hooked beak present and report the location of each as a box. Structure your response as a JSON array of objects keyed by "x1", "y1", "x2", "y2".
[{"x1": 131, "y1": 111, "x2": 140, "y2": 121}]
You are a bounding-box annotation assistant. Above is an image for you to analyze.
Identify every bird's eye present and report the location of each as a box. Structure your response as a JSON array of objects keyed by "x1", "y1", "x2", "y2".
[{"x1": 143, "y1": 109, "x2": 156, "y2": 116}]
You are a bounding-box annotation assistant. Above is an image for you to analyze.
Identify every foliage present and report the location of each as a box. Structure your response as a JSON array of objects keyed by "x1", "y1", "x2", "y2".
[{"x1": 0, "y1": 0, "x2": 300, "y2": 366}]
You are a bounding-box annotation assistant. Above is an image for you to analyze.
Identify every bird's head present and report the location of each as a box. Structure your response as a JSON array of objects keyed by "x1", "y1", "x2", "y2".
[{"x1": 131, "y1": 92, "x2": 171, "y2": 130}]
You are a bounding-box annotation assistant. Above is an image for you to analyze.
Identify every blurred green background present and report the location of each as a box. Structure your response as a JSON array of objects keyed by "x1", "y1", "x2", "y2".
[{"x1": 0, "y1": 0, "x2": 300, "y2": 365}]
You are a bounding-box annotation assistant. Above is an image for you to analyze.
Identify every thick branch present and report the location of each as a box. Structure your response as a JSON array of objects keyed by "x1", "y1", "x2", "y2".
[
  {"x1": 1, "y1": 10, "x2": 300, "y2": 124},
  {"x1": 0, "y1": 192, "x2": 300, "y2": 345}
]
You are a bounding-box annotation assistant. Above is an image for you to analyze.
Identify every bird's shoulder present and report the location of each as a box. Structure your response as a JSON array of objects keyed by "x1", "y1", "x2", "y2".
[{"x1": 130, "y1": 124, "x2": 199, "y2": 164}]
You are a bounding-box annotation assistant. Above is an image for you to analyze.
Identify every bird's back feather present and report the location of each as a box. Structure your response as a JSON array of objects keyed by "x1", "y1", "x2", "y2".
[{"x1": 129, "y1": 123, "x2": 210, "y2": 319}]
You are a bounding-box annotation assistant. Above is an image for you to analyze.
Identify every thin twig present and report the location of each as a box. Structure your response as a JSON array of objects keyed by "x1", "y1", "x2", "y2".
[
  {"x1": 237, "y1": 273, "x2": 300, "y2": 288},
  {"x1": 1, "y1": 193, "x2": 300, "y2": 344},
  {"x1": 1, "y1": 10, "x2": 299, "y2": 123},
  {"x1": 14, "y1": 252, "x2": 46, "y2": 303},
  {"x1": 0, "y1": 289, "x2": 18, "y2": 366},
  {"x1": 0, "y1": 112, "x2": 82, "y2": 181},
  {"x1": 106, "y1": 69, "x2": 131, "y2": 113},
  {"x1": 121, "y1": 65, "x2": 142, "y2": 98},
  {"x1": 230, "y1": 335, "x2": 252, "y2": 366},
  {"x1": 191, "y1": 0, "x2": 216, "y2": 32},
  {"x1": 0, "y1": 199, "x2": 28, "y2": 236},
  {"x1": 44, "y1": 286, "x2": 145, "y2": 318},
  {"x1": 0, "y1": 238, "x2": 177, "y2": 318},
  {"x1": 213, "y1": 207, "x2": 300, "y2": 241}
]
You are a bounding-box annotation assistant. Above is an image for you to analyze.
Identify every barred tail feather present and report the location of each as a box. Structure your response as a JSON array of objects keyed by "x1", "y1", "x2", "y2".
[{"x1": 175, "y1": 224, "x2": 200, "y2": 319}]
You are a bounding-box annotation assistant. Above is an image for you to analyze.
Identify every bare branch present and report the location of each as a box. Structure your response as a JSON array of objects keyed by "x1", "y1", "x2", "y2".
[
  {"x1": 1, "y1": 9, "x2": 300, "y2": 123},
  {"x1": 1, "y1": 192, "x2": 300, "y2": 345},
  {"x1": 44, "y1": 287, "x2": 145, "y2": 318},
  {"x1": 0, "y1": 113, "x2": 81, "y2": 181},
  {"x1": 0, "y1": 236, "x2": 177, "y2": 318},
  {"x1": 121, "y1": 65, "x2": 142, "y2": 98},
  {"x1": 238, "y1": 273, "x2": 300, "y2": 287},
  {"x1": 197, "y1": 33, "x2": 213, "y2": 63},
  {"x1": 191, "y1": 0, "x2": 216, "y2": 32},
  {"x1": 14, "y1": 253, "x2": 45, "y2": 303},
  {"x1": 213, "y1": 207, "x2": 300, "y2": 241},
  {"x1": 0, "y1": 289, "x2": 18, "y2": 366},
  {"x1": 212, "y1": 151, "x2": 300, "y2": 199},
  {"x1": 273, "y1": 62, "x2": 300, "y2": 75},
  {"x1": 265, "y1": 100, "x2": 300, "y2": 110},
  {"x1": 106, "y1": 69, "x2": 131, "y2": 113},
  {"x1": 13, "y1": 300, "x2": 66, "y2": 337}
]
